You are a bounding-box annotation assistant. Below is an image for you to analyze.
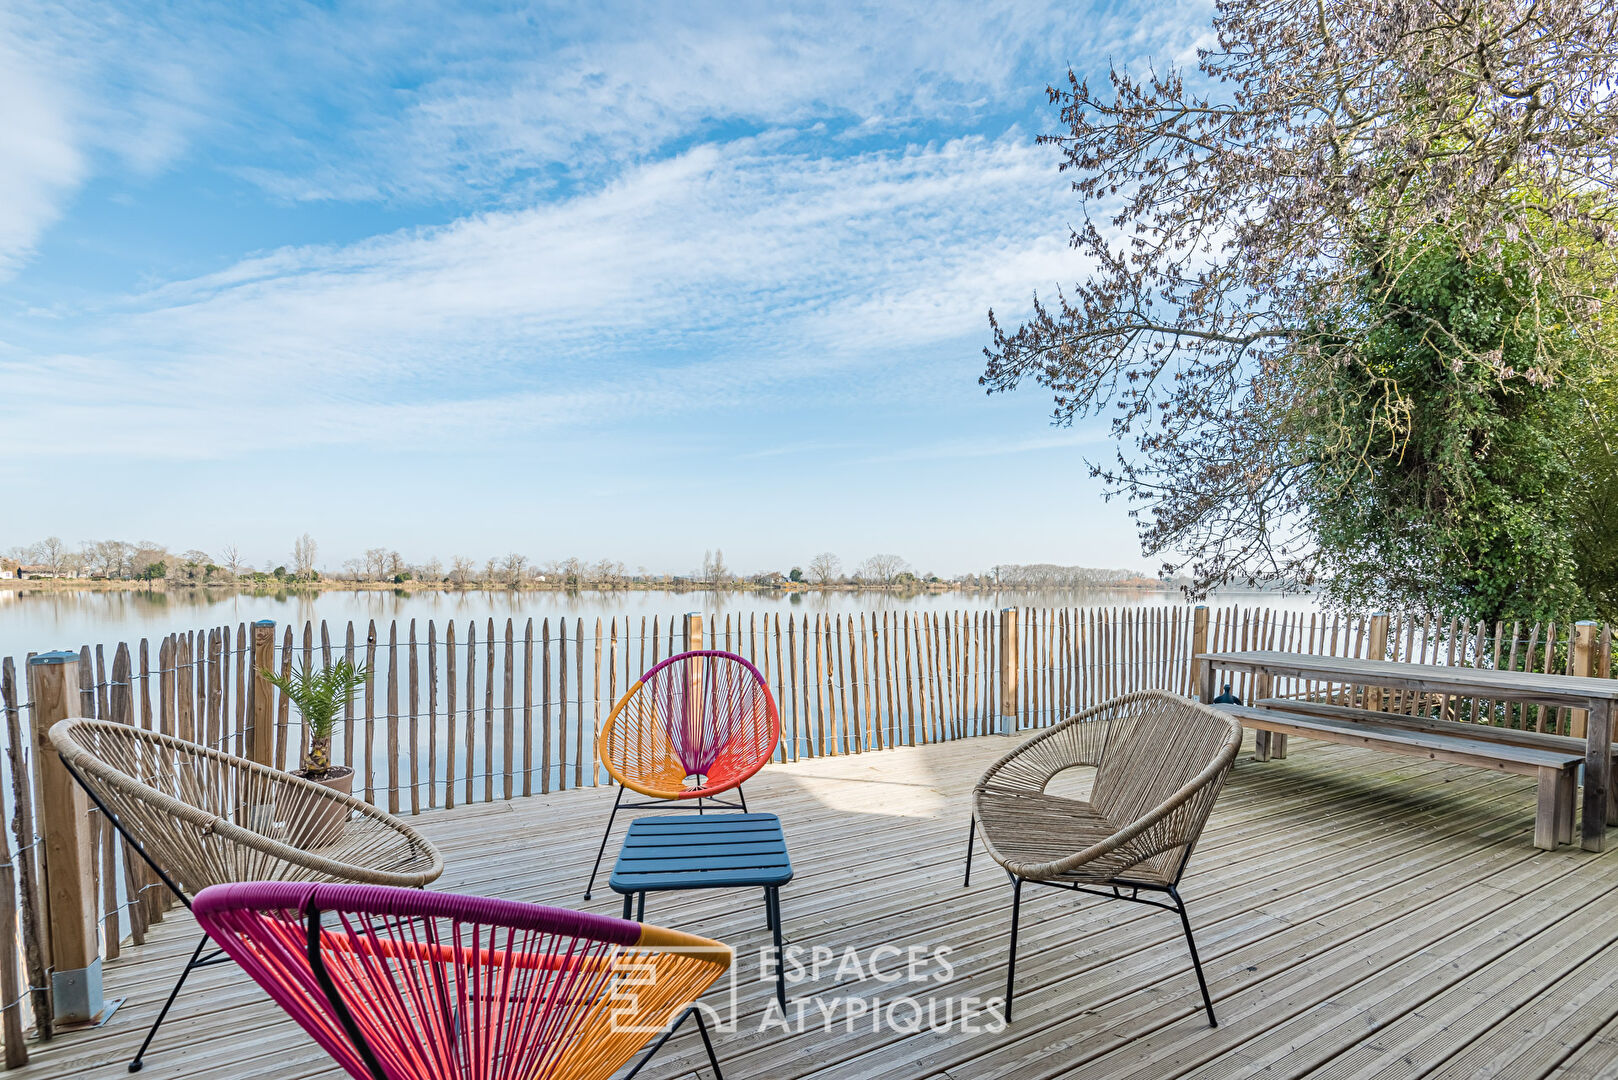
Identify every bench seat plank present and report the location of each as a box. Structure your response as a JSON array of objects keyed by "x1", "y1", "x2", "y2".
[
  {"x1": 1217, "y1": 703, "x2": 1577, "y2": 850},
  {"x1": 1254, "y1": 697, "x2": 1615, "y2": 761}
]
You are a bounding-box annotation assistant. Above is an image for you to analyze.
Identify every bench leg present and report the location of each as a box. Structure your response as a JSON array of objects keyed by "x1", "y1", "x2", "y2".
[
  {"x1": 1272, "y1": 733, "x2": 1288, "y2": 759},
  {"x1": 1558, "y1": 769, "x2": 1577, "y2": 846},
  {"x1": 1254, "y1": 730, "x2": 1272, "y2": 762},
  {"x1": 1536, "y1": 768, "x2": 1561, "y2": 851}
]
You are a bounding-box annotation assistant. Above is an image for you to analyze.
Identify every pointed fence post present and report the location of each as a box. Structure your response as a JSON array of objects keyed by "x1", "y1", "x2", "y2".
[
  {"x1": 1365, "y1": 613, "x2": 1391, "y2": 713},
  {"x1": 1192, "y1": 605, "x2": 1213, "y2": 703},
  {"x1": 1572, "y1": 621, "x2": 1598, "y2": 739},
  {"x1": 248, "y1": 620, "x2": 276, "y2": 767},
  {"x1": 997, "y1": 609, "x2": 1018, "y2": 735},
  {"x1": 27, "y1": 651, "x2": 106, "y2": 1027},
  {"x1": 683, "y1": 613, "x2": 704, "y2": 769}
]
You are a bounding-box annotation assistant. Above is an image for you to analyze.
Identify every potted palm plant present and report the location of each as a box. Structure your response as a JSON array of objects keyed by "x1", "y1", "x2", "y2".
[{"x1": 262, "y1": 659, "x2": 369, "y2": 843}]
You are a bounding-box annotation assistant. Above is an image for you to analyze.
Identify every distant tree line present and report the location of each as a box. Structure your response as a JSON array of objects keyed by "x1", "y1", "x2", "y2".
[{"x1": 3, "y1": 535, "x2": 1169, "y2": 592}]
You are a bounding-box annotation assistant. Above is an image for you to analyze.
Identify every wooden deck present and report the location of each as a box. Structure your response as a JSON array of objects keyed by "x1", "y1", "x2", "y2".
[{"x1": 16, "y1": 732, "x2": 1618, "y2": 1080}]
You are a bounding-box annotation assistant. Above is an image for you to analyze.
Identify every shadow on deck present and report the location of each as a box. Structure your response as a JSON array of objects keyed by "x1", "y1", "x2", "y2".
[{"x1": 15, "y1": 733, "x2": 1618, "y2": 1080}]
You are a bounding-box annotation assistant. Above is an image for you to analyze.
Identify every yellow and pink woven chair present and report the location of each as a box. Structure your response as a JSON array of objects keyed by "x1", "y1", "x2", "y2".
[
  {"x1": 193, "y1": 881, "x2": 731, "y2": 1080},
  {"x1": 584, "y1": 649, "x2": 781, "y2": 899}
]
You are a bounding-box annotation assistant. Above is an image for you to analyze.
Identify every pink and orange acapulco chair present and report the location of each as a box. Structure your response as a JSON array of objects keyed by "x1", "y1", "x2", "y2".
[
  {"x1": 192, "y1": 881, "x2": 732, "y2": 1080},
  {"x1": 583, "y1": 650, "x2": 781, "y2": 899}
]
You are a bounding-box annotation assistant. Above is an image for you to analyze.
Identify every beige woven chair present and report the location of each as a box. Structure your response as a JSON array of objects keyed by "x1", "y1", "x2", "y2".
[
  {"x1": 48, "y1": 718, "x2": 444, "y2": 1073},
  {"x1": 962, "y1": 690, "x2": 1242, "y2": 1025}
]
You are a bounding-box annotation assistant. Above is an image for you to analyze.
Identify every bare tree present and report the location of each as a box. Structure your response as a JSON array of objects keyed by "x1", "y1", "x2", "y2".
[
  {"x1": 361, "y1": 547, "x2": 390, "y2": 582},
  {"x1": 86, "y1": 539, "x2": 131, "y2": 578},
  {"x1": 415, "y1": 556, "x2": 443, "y2": 582},
  {"x1": 807, "y1": 552, "x2": 842, "y2": 585},
  {"x1": 546, "y1": 556, "x2": 586, "y2": 588},
  {"x1": 856, "y1": 553, "x2": 909, "y2": 588},
  {"x1": 983, "y1": 0, "x2": 1618, "y2": 597},
  {"x1": 289, "y1": 534, "x2": 318, "y2": 578},
  {"x1": 448, "y1": 556, "x2": 475, "y2": 586},
  {"x1": 710, "y1": 548, "x2": 730, "y2": 586},
  {"x1": 500, "y1": 553, "x2": 528, "y2": 587},
  {"x1": 220, "y1": 543, "x2": 245, "y2": 577},
  {"x1": 35, "y1": 537, "x2": 67, "y2": 576},
  {"x1": 385, "y1": 550, "x2": 407, "y2": 579}
]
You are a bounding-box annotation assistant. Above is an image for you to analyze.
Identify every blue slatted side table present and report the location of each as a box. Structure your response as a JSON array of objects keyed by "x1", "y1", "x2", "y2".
[{"x1": 610, "y1": 812, "x2": 792, "y2": 1006}]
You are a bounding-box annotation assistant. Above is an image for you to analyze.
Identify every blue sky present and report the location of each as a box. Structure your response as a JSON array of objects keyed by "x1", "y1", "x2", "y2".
[{"x1": 0, "y1": 1, "x2": 1213, "y2": 576}]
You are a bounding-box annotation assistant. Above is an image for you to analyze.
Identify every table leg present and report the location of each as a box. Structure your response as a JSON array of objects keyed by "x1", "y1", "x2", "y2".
[
  {"x1": 768, "y1": 887, "x2": 786, "y2": 1008},
  {"x1": 637, "y1": 891, "x2": 646, "y2": 922},
  {"x1": 1583, "y1": 701, "x2": 1612, "y2": 852},
  {"x1": 1197, "y1": 659, "x2": 1215, "y2": 704},
  {"x1": 1536, "y1": 767, "x2": 1560, "y2": 851},
  {"x1": 622, "y1": 893, "x2": 633, "y2": 920}
]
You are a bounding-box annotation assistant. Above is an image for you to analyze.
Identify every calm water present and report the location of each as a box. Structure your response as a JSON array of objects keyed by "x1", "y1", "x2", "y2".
[{"x1": 0, "y1": 586, "x2": 1318, "y2": 663}]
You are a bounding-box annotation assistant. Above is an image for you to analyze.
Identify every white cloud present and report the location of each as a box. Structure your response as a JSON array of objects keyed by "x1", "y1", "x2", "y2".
[
  {"x1": 1, "y1": 133, "x2": 1082, "y2": 458},
  {"x1": 0, "y1": 3, "x2": 213, "y2": 277},
  {"x1": 0, "y1": 24, "x2": 86, "y2": 276}
]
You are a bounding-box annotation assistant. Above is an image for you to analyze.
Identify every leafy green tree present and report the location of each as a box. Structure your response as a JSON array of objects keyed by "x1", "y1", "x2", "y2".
[{"x1": 1293, "y1": 226, "x2": 1607, "y2": 621}]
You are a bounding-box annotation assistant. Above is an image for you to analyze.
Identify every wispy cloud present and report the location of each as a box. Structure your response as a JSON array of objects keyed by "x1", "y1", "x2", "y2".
[
  {"x1": 2, "y1": 134, "x2": 1079, "y2": 457},
  {"x1": 861, "y1": 428, "x2": 1109, "y2": 464}
]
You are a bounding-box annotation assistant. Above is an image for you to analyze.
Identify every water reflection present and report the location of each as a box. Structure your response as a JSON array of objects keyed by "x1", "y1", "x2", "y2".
[{"x1": 0, "y1": 585, "x2": 1315, "y2": 658}]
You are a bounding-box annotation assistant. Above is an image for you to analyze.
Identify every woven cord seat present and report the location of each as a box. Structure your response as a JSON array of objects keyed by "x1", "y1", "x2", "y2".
[
  {"x1": 192, "y1": 881, "x2": 730, "y2": 1080},
  {"x1": 583, "y1": 650, "x2": 780, "y2": 899},
  {"x1": 962, "y1": 690, "x2": 1242, "y2": 1025},
  {"x1": 48, "y1": 718, "x2": 443, "y2": 1072}
]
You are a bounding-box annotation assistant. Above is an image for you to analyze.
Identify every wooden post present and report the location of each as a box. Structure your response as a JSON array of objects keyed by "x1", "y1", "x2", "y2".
[
  {"x1": 1365, "y1": 612, "x2": 1390, "y2": 712},
  {"x1": 1571, "y1": 621, "x2": 1598, "y2": 739},
  {"x1": 26, "y1": 652, "x2": 106, "y2": 1027},
  {"x1": 247, "y1": 620, "x2": 276, "y2": 767},
  {"x1": 1192, "y1": 605, "x2": 1213, "y2": 703},
  {"x1": 1584, "y1": 697, "x2": 1613, "y2": 852},
  {"x1": 682, "y1": 612, "x2": 705, "y2": 775},
  {"x1": 997, "y1": 609, "x2": 1017, "y2": 735},
  {"x1": 1253, "y1": 671, "x2": 1274, "y2": 761}
]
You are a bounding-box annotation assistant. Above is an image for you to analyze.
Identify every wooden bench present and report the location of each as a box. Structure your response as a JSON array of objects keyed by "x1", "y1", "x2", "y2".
[
  {"x1": 1254, "y1": 696, "x2": 1618, "y2": 762},
  {"x1": 1216, "y1": 703, "x2": 1580, "y2": 850}
]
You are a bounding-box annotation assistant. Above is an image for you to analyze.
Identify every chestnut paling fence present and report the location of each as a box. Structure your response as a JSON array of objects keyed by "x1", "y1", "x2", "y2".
[{"x1": 0, "y1": 603, "x2": 1613, "y2": 1065}]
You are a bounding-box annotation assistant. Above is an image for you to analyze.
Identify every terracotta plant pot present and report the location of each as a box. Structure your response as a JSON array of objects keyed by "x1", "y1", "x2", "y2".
[{"x1": 285, "y1": 765, "x2": 355, "y2": 849}]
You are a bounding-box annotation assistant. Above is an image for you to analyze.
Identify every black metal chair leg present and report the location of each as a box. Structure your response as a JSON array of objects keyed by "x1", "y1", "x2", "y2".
[
  {"x1": 1171, "y1": 887, "x2": 1217, "y2": 1027},
  {"x1": 737, "y1": 785, "x2": 748, "y2": 812},
  {"x1": 584, "y1": 786, "x2": 626, "y2": 900},
  {"x1": 963, "y1": 815, "x2": 976, "y2": 887},
  {"x1": 1003, "y1": 876, "x2": 1023, "y2": 1024},
  {"x1": 692, "y1": 1006, "x2": 725, "y2": 1079},
  {"x1": 129, "y1": 933, "x2": 211, "y2": 1073},
  {"x1": 621, "y1": 1005, "x2": 725, "y2": 1080}
]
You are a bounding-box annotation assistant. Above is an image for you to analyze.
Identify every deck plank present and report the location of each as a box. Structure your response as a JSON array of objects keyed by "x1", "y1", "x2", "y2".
[{"x1": 9, "y1": 733, "x2": 1618, "y2": 1080}]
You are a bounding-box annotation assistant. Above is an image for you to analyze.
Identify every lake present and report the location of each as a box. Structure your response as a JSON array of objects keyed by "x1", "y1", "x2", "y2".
[{"x1": 0, "y1": 586, "x2": 1316, "y2": 661}]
